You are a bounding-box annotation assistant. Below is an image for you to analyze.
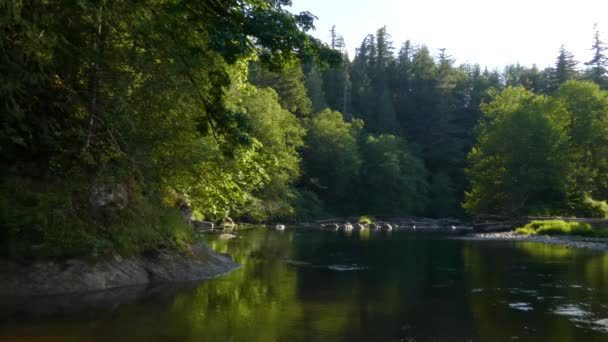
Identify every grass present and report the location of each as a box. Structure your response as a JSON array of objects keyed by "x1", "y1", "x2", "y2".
[
  {"x1": 516, "y1": 220, "x2": 608, "y2": 238},
  {"x1": 358, "y1": 215, "x2": 373, "y2": 224}
]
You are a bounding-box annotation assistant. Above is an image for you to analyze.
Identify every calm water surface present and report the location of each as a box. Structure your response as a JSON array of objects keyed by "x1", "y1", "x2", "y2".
[{"x1": 2, "y1": 228, "x2": 608, "y2": 341}]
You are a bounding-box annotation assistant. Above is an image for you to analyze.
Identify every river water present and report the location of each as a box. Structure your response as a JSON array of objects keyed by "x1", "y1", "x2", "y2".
[{"x1": 1, "y1": 228, "x2": 608, "y2": 341}]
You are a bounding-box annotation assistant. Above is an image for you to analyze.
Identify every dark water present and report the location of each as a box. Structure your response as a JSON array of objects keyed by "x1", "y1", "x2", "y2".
[{"x1": 2, "y1": 229, "x2": 608, "y2": 342}]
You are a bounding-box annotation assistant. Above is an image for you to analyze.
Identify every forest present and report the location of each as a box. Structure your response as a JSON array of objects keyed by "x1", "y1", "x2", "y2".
[{"x1": 2, "y1": 0, "x2": 608, "y2": 258}]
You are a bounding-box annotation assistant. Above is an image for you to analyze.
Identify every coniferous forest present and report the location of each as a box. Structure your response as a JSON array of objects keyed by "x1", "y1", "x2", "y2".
[{"x1": 3, "y1": 1, "x2": 608, "y2": 258}]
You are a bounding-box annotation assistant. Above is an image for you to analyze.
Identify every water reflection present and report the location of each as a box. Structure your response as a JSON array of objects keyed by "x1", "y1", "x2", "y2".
[
  {"x1": 463, "y1": 240, "x2": 608, "y2": 341},
  {"x1": 0, "y1": 229, "x2": 607, "y2": 341}
]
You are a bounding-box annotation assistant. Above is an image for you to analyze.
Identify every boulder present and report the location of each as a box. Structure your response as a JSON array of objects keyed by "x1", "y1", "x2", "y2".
[
  {"x1": 218, "y1": 233, "x2": 238, "y2": 240},
  {"x1": 0, "y1": 242, "x2": 239, "y2": 297},
  {"x1": 222, "y1": 216, "x2": 235, "y2": 229},
  {"x1": 89, "y1": 183, "x2": 128, "y2": 210},
  {"x1": 380, "y1": 222, "x2": 393, "y2": 230},
  {"x1": 193, "y1": 220, "x2": 214, "y2": 231},
  {"x1": 321, "y1": 223, "x2": 340, "y2": 230},
  {"x1": 177, "y1": 199, "x2": 193, "y2": 225}
]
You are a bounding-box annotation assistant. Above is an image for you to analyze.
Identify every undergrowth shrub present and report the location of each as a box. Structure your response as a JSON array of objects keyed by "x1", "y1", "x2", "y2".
[
  {"x1": 0, "y1": 177, "x2": 194, "y2": 260},
  {"x1": 576, "y1": 195, "x2": 608, "y2": 218}
]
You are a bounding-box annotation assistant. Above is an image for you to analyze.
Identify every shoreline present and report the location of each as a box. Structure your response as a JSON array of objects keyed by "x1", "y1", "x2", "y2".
[
  {"x1": 459, "y1": 231, "x2": 608, "y2": 251},
  {"x1": 0, "y1": 241, "x2": 240, "y2": 297}
]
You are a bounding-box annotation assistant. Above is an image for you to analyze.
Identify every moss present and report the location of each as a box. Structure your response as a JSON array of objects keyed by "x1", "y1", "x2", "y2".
[
  {"x1": 516, "y1": 220, "x2": 608, "y2": 237},
  {"x1": 358, "y1": 215, "x2": 373, "y2": 224}
]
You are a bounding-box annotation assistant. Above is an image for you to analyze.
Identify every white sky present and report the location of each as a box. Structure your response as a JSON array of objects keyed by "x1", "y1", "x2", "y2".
[{"x1": 289, "y1": 0, "x2": 608, "y2": 70}]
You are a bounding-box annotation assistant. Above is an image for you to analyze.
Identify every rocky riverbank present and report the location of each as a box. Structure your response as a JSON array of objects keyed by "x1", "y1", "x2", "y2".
[
  {"x1": 460, "y1": 231, "x2": 608, "y2": 251},
  {"x1": 0, "y1": 242, "x2": 240, "y2": 297}
]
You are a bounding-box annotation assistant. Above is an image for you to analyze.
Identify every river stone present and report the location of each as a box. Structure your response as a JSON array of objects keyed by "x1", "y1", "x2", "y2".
[{"x1": 219, "y1": 233, "x2": 238, "y2": 240}]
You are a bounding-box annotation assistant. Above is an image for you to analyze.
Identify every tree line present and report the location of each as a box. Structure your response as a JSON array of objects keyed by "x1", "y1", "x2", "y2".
[
  {"x1": 298, "y1": 25, "x2": 608, "y2": 219},
  {"x1": 1, "y1": 1, "x2": 608, "y2": 258}
]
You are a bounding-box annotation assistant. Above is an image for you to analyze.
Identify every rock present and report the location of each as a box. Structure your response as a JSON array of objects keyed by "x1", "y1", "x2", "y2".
[
  {"x1": 354, "y1": 223, "x2": 366, "y2": 230},
  {"x1": 321, "y1": 223, "x2": 340, "y2": 230},
  {"x1": 380, "y1": 222, "x2": 393, "y2": 230},
  {"x1": 89, "y1": 183, "x2": 128, "y2": 210},
  {"x1": 177, "y1": 198, "x2": 193, "y2": 225},
  {"x1": 218, "y1": 233, "x2": 238, "y2": 240},
  {"x1": 193, "y1": 220, "x2": 214, "y2": 231},
  {"x1": 275, "y1": 224, "x2": 286, "y2": 230},
  {"x1": 370, "y1": 223, "x2": 381, "y2": 230},
  {"x1": 222, "y1": 216, "x2": 235, "y2": 229},
  {"x1": 0, "y1": 242, "x2": 239, "y2": 297},
  {"x1": 342, "y1": 223, "x2": 353, "y2": 231}
]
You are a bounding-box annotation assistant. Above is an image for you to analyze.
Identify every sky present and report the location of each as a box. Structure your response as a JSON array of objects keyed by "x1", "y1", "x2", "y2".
[{"x1": 289, "y1": 0, "x2": 608, "y2": 70}]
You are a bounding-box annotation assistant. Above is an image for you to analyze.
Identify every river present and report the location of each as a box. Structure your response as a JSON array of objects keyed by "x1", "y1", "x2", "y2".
[{"x1": 1, "y1": 228, "x2": 608, "y2": 341}]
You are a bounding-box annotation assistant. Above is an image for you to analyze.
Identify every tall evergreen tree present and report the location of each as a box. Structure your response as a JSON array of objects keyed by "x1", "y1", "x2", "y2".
[
  {"x1": 303, "y1": 64, "x2": 328, "y2": 113},
  {"x1": 551, "y1": 45, "x2": 578, "y2": 91},
  {"x1": 248, "y1": 62, "x2": 313, "y2": 117},
  {"x1": 585, "y1": 26, "x2": 608, "y2": 88},
  {"x1": 322, "y1": 26, "x2": 348, "y2": 114}
]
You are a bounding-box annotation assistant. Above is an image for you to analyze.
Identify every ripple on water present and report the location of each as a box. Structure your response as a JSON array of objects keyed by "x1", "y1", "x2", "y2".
[
  {"x1": 284, "y1": 259, "x2": 312, "y2": 267},
  {"x1": 284, "y1": 260, "x2": 368, "y2": 271},
  {"x1": 551, "y1": 305, "x2": 608, "y2": 333},
  {"x1": 553, "y1": 304, "x2": 591, "y2": 318},
  {"x1": 327, "y1": 264, "x2": 368, "y2": 271},
  {"x1": 593, "y1": 318, "x2": 608, "y2": 332},
  {"x1": 508, "y1": 288, "x2": 538, "y2": 296},
  {"x1": 509, "y1": 302, "x2": 534, "y2": 311}
]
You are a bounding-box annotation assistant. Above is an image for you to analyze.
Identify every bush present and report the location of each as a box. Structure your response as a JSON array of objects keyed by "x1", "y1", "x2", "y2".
[
  {"x1": 293, "y1": 190, "x2": 326, "y2": 221},
  {"x1": 516, "y1": 220, "x2": 608, "y2": 237},
  {"x1": 575, "y1": 195, "x2": 608, "y2": 218}
]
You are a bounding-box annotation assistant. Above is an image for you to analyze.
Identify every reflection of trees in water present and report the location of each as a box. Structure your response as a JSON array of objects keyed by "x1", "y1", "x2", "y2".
[
  {"x1": 169, "y1": 230, "x2": 302, "y2": 341},
  {"x1": 7, "y1": 232, "x2": 607, "y2": 341}
]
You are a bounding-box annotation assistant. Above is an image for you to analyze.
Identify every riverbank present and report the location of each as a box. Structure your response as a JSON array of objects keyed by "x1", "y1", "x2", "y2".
[
  {"x1": 0, "y1": 241, "x2": 240, "y2": 297},
  {"x1": 460, "y1": 231, "x2": 608, "y2": 251}
]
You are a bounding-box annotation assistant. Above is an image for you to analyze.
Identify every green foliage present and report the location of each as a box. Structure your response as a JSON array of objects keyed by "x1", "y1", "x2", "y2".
[
  {"x1": 248, "y1": 62, "x2": 313, "y2": 117},
  {"x1": 551, "y1": 45, "x2": 578, "y2": 91},
  {"x1": 0, "y1": 0, "x2": 336, "y2": 258},
  {"x1": 0, "y1": 177, "x2": 194, "y2": 259},
  {"x1": 574, "y1": 194, "x2": 608, "y2": 219},
  {"x1": 293, "y1": 190, "x2": 327, "y2": 222},
  {"x1": 515, "y1": 220, "x2": 608, "y2": 237},
  {"x1": 555, "y1": 81, "x2": 608, "y2": 200},
  {"x1": 360, "y1": 134, "x2": 428, "y2": 215},
  {"x1": 358, "y1": 216, "x2": 373, "y2": 224},
  {"x1": 233, "y1": 86, "x2": 306, "y2": 221},
  {"x1": 303, "y1": 64, "x2": 329, "y2": 113},
  {"x1": 301, "y1": 109, "x2": 362, "y2": 214},
  {"x1": 6, "y1": 2, "x2": 608, "y2": 261},
  {"x1": 464, "y1": 87, "x2": 569, "y2": 216}
]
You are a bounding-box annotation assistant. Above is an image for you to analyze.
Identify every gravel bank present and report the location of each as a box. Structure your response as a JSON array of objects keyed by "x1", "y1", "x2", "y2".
[{"x1": 459, "y1": 231, "x2": 608, "y2": 251}]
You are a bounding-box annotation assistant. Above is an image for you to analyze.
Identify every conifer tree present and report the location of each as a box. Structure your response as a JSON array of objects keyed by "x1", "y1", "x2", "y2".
[{"x1": 585, "y1": 26, "x2": 608, "y2": 88}]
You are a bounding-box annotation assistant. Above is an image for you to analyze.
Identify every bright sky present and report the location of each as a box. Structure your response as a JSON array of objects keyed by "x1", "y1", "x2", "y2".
[{"x1": 289, "y1": 0, "x2": 608, "y2": 70}]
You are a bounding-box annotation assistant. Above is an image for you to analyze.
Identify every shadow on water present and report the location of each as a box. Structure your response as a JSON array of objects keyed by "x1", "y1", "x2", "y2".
[{"x1": 1, "y1": 228, "x2": 608, "y2": 341}]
